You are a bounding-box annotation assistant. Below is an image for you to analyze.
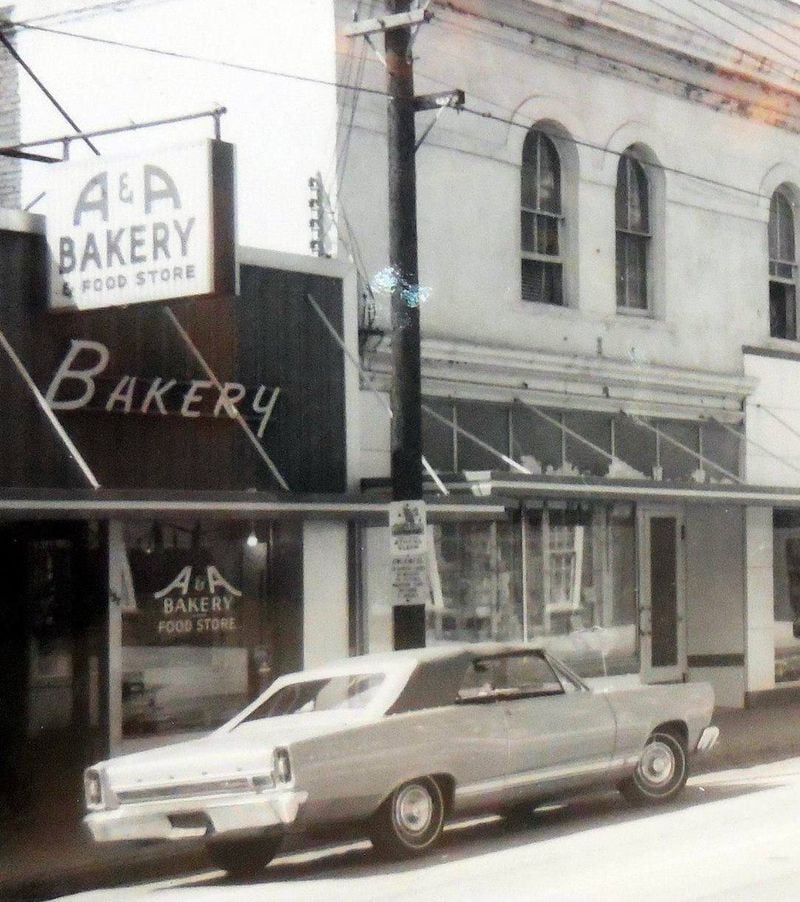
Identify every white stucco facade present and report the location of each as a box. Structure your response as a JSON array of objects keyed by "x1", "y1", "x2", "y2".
[{"x1": 335, "y1": 0, "x2": 800, "y2": 706}]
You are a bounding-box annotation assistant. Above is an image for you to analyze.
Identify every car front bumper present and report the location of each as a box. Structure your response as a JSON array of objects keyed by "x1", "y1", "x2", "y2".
[{"x1": 84, "y1": 787, "x2": 308, "y2": 843}]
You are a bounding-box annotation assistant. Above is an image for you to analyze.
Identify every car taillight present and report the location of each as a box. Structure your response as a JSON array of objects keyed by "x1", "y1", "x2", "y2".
[
  {"x1": 273, "y1": 748, "x2": 292, "y2": 785},
  {"x1": 84, "y1": 769, "x2": 103, "y2": 809}
]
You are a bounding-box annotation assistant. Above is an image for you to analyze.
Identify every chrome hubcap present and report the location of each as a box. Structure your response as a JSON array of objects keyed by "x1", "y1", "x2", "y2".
[
  {"x1": 394, "y1": 784, "x2": 433, "y2": 834},
  {"x1": 639, "y1": 740, "x2": 676, "y2": 787}
]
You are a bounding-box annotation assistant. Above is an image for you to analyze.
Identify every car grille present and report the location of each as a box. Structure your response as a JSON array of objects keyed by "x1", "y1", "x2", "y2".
[{"x1": 115, "y1": 777, "x2": 253, "y2": 804}]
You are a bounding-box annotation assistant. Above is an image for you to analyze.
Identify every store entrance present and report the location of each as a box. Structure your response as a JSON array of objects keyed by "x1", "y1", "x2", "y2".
[
  {"x1": 637, "y1": 507, "x2": 687, "y2": 683},
  {"x1": 0, "y1": 521, "x2": 108, "y2": 831}
]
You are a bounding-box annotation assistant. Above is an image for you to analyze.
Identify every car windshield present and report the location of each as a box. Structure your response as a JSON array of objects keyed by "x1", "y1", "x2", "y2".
[{"x1": 240, "y1": 672, "x2": 386, "y2": 721}]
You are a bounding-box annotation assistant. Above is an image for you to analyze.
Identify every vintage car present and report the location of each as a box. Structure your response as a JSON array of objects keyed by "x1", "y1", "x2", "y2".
[{"x1": 83, "y1": 643, "x2": 719, "y2": 875}]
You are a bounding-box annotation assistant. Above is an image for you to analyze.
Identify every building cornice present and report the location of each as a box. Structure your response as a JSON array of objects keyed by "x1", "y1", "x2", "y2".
[
  {"x1": 365, "y1": 338, "x2": 753, "y2": 421},
  {"x1": 435, "y1": 0, "x2": 800, "y2": 131}
]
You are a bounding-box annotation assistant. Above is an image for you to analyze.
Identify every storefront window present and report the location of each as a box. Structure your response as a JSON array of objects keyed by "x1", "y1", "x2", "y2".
[
  {"x1": 429, "y1": 521, "x2": 521, "y2": 643},
  {"x1": 526, "y1": 503, "x2": 638, "y2": 676},
  {"x1": 773, "y1": 511, "x2": 800, "y2": 682},
  {"x1": 427, "y1": 504, "x2": 639, "y2": 678},
  {"x1": 117, "y1": 519, "x2": 278, "y2": 738}
]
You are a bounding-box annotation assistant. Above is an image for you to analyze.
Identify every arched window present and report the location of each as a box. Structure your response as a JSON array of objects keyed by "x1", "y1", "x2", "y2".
[
  {"x1": 615, "y1": 153, "x2": 650, "y2": 311},
  {"x1": 521, "y1": 129, "x2": 563, "y2": 305},
  {"x1": 769, "y1": 187, "x2": 797, "y2": 339}
]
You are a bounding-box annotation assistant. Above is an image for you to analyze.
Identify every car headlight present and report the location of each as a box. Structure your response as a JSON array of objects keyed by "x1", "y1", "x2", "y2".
[
  {"x1": 84, "y1": 769, "x2": 103, "y2": 810},
  {"x1": 273, "y1": 748, "x2": 292, "y2": 785}
]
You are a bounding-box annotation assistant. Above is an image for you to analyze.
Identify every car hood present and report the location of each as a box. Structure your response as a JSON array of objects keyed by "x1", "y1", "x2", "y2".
[{"x1": 96, "y1": 712, "x2": 371, "y2": 791}]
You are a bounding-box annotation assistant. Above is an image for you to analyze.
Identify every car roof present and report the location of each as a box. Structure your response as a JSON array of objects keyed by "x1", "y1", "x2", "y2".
[{"x1": 299, "y1": 641, "x2": 546, "y2": 676}]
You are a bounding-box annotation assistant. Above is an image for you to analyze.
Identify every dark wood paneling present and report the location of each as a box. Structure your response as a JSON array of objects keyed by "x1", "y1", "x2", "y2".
[{"x1": 0, "y1": 231, "x2": 346, "y2": 493}]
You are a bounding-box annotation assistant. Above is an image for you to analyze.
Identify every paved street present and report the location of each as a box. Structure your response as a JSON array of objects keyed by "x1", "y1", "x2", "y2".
[{"x1": 54, "y1": 756, "x2": 800, "y2": 902}]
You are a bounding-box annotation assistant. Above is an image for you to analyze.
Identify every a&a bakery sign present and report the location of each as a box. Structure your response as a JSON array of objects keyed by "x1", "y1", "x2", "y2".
[{"x1": 46, "y1": 140, "x2": 235, "y2": 310}]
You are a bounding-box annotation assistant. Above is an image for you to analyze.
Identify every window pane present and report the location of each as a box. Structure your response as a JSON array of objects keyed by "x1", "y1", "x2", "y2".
[
  {"x1": 456, "y1": 401, "x2": 509, "y2": 472},
  {"x1": 774, "y1": 516, "x2": 800, "y2": 682},
  {"x1": 526, "y1": 503, "x2": 639, "y2": 677},
  {"x1": 485, "y1": 654, "x2": 563, "y2": 695},
  {"x1": 430, "y1": 521, "x2": 521, "y2": 644},
  {"x1": 563, "y1": 411, "x2": 612, "y2": 476},
  {"x1": 770, "y1": 191, "x2": 796, "y2": 265},
  {"x1": 511, "y1": 405, "x2": 563, "y2": 473},
  {"x1": 628, "y1": 158, "x2": 649, "y2": 233},
  {"x1": 421, "y1": 398, "x2": 455, "y2": 473},
  {"x1": 616, "y1": 155, "x2": 649, "y2": 233},
  {"x1": 522, "y1": 259, "x2": 563, "y2": 305},
  {"x1": 771, "y1": 280, "x2": 797, "y2": 339},
  {"x1": 701, "y1": 422, "x2": 741, "y2": 479},
  {"x1": 121, "y1": 519, "x2": 279, "y2": 738},
  {"x1": 538, "y1": 214, "x2": 559, "y2": 256},
  {"x1": 616, "y1": 233, "x2": 648, "y2": 309},
  {"x1": 613, "y1": 414, "x2": 656, "y2": 478},
  {"x1": 658, "y1": 419, "x2": 699, "y2": 480},
  {"x1": 537, "y1": 134, "x2": 561, "y2": 213}
]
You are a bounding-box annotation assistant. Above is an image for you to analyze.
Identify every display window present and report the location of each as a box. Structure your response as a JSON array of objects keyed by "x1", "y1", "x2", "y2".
[
  {"x1": 427, "y1": 503, "x2": 639, "y2": 678},
  {"x1": 115, "y1": 519, "x2": 282, "y2": 739}
]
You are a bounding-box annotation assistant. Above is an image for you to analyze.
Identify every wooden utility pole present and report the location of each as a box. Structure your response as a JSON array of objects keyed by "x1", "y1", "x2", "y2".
[
  {"x1": 385, "y1": 0, "x2": 425, "y2": 649},
  {"x1": 344, "y1": 3, "x2": 462, "y2": 651}
]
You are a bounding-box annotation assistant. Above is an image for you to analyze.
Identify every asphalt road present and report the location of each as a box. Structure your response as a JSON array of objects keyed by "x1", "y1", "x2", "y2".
[{"x1": 56, "y1": 757, "x2": 800, "y2": 902}]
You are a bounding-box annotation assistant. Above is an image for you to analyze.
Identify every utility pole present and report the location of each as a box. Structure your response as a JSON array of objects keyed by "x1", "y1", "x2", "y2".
[
  {"x1": 344, "y1": 3, "x2": 462, "y2": 651},
  {"x1": 385, "y1": 0, "x2": 425, "y2": 649}
]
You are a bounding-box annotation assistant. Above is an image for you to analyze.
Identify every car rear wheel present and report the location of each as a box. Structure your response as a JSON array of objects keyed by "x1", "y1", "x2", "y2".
[
  {"x1": 370, "y1": 776, "x2": 445, "y2": 858},
  {"x1": 206, "y1": 833, "x2": 282, "y2": 877},
  {"x1": 621, "y1": 729, "x2": 688, "y2": 805}
]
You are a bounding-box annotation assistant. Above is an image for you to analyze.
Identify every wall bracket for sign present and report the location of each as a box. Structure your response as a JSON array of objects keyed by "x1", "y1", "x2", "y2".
[{"x1": 0, "y1": 107, "x2": 227, "y2": 163}]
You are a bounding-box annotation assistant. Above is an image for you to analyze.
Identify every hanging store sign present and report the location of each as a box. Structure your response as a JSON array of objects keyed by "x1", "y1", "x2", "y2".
[{"x1": 46, "y1": 140, "x2": 236, "y2": 310}]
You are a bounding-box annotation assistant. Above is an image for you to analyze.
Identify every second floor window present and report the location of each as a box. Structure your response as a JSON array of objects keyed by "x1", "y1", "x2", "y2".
[
  {"x1": 769, "y1": 188, "x2": 797, "y2": 340},
  {"x1": 521, "y1": 130, "x2": 563, "y2": 305},
  {"x1": 616, "y1": 154, "x2": 650, "y2": 312}
]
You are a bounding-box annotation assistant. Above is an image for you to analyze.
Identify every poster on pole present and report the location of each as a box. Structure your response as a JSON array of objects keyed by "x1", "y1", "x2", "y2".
[{"x1": 389, "y1": 500, "x2": 429, "y2": 606}]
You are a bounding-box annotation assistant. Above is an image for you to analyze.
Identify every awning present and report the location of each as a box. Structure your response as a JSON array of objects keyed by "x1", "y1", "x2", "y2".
[
  {"x1": 0, "y1": 488, "x2": 509, "y2": 523},
  {"x1": 432, "y1": 472, "x2": 800, "y2": 508}
]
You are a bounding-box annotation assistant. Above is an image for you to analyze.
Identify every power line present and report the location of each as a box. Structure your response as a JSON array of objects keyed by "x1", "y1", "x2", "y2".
[
  {"x1": 0, "y1": 12, "x2": 787, "y2": 201},
  {"x1": 1, "y1": 20, "x2": 389, "y2": 99},
  {"x1": 682, "y1": 0, "x2": 800, "y2": 68},
  {"x1": 0, "y1": 31, "x2": 99, "y2": 154},
  {"x1": 711, "y1": 0, "x2": 800, "y2": 58},
  {"x1": 8, "y1": 0, "x2": 174, "y2": 28},
  {"x1": 457, "y1": 103, "x2": 766, "y2": 199}
]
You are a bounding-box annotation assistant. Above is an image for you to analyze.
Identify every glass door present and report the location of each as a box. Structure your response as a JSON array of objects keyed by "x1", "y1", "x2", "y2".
[{"x1": 637, "y1": 507, "x2": 687, "y2": 683}]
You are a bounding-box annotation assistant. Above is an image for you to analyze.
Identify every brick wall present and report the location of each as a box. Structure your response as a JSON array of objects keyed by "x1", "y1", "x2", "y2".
[{"x1": 0, "y1": 7, "x2": 20, "y2": 209}]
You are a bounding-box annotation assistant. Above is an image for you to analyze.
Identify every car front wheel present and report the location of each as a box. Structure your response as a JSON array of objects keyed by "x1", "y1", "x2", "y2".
[
  {"x1": 206, "y1": 833, "x2": 282, "y2": 877},
  {"x1": 370, "y1": 776, "x2": 445, "y2": 858},
  {"x1": 621, "y1": 729, "x2": 688, "y2": 805}
]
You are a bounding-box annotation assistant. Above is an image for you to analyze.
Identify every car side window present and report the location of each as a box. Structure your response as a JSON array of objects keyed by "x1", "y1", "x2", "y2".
[
  {"x1": 456, "y1": 653, "x2": 564, "y2": 702},
  {"x1": 457, "y1": 661, "x2": 495, "y2": 701},
  {"x1": 494, "y1": 654, "x2": 564, "y2": 699}
]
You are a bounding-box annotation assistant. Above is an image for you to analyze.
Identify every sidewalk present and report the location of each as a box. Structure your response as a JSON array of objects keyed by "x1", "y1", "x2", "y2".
[{"x1": 2, "y1": 701, "x2": 800, "y2": 901}]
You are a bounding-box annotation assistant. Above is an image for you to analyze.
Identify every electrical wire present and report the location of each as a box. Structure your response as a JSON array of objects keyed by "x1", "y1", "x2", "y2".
[
  {"x1": 8, "y1": 0, "x2": 172, "y2": 27},
  {"x1": 0, "y1": 31, "x2": 99, "y2": 154},
  {"x1": 0, "y1": 20, "x2": 389, "y2": 99},
  {"x1": 682, "y1": 0, "x2": 800, "y2": 68},
  {"x1": 0, "y1": 11, "x2": 792, "y2": 200},
  {"x1": 711, "y1": 0, "x2": 800, "y2": 58}
]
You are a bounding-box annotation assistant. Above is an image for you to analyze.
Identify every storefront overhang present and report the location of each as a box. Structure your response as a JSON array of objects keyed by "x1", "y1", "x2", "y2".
[
  {"x1": 0, "y1": 488, "x2": 509, "y2": 523},
  {"x1": 430, "y1": 472, "x2": 800, "y2": 508}
]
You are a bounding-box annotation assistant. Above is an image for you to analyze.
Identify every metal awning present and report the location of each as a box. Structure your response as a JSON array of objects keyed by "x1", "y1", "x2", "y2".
[
  {"x1": 0, "y1": 488, "x2": 509, "y2": 522},
  {"x1": 432, "y1": 472, "x2": 800, "y2": 508}
]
